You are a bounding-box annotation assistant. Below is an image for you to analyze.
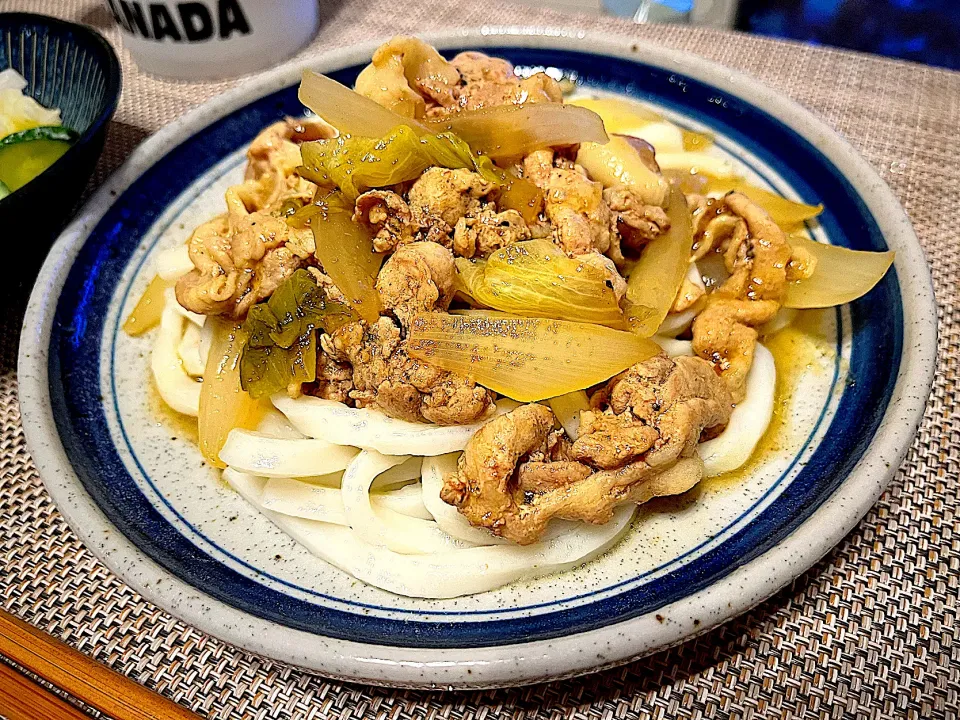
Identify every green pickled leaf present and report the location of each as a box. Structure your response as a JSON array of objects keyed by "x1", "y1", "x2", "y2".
[
  {"x1": 240, "y1": 332, "x2": 317, "y2": 400},
  {"x1": 266, "y1": 268, "x2": 354, "y2": 347},
  {"x1": 298, "y1": 125, "x2": 503, "y2": 200}
]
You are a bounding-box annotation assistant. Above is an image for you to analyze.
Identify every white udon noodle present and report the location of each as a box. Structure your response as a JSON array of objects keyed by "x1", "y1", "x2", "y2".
[{"x1": 148, "y1": 241, "x2": 777, "y2": 597}]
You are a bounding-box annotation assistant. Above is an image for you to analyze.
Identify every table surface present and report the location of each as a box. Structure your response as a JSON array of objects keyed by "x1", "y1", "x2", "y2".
[{"x1": 2, "y1": 1, "x2": 959, "y2": 718}]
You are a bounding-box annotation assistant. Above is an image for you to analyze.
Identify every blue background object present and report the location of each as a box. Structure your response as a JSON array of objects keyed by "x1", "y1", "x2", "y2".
[{"x1": 738, "y1": 0, "x2": 960, "y2": 70}]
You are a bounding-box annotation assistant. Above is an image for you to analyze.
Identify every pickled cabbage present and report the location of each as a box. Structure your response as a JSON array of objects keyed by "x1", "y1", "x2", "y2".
[
  {"x1": 423, "y1": 103, "x2": 608, "y2": 160},
  {"x1": 784, "y1": 236, "x2": 894, "y2": 309},
  {"x1": 454, "y1": 240, "x2": 623, "y2": 326},
  {"x1": 290, "y1": 193, "x2": 383, "y2": 323},
  {"x1": 239, "y1": 269, "x2": 354, "y2": 398},
  {"x1": 299, "y1": 126, "x2": 502, "y2": 200},
  {"x1": 624, "y1": 186, "x2": 695, "y2": 336},
  {"x1": 407, "y1": 312, "x2": 660, "y2": 401}
]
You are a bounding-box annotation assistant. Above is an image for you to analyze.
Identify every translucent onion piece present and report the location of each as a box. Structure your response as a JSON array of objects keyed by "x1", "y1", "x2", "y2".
[
  {"x1": 220, "y1": 429, "x2": 359, "y2": 478},
  {"x1": 178, "y1": 322, "x2": 205, "y2": 377},
  {"x1": 495, "y1": 173, "x2": 544, "y2": 224},
  {"x1": 151, "y1": 303, "x2": 201, "y2": 416},
  {"x1": 271, "y1": 393, "x2": 498, "y2": 456},
  {"x1": 199, "y1": 320, "x2": 263, "y2": 468},
  {"x1": 624, "y1": 186, "x2": 695, "y2": 336},
  {"x1": 576, "y1": 136, "x2": 668, "y2": 207},
  {"x1": 123, "y1": 275, "x2": 166, "y2": 336},
  {"x1": 454, "y1": 240, "x2": 623, "y2": 326},
  {"x1": 547, "y1": 390, "x2": 589, "y2": 440},
  {"x1": 784, "y1": 236, "x2": 894, "y2": 309},
  {"x1": 308, "y1": 192, "x2": 383, "y2": 323},
  {"x1": 423, "y1": 103, "x2": 608, "y2": 159},
  {"x1": 298, "y1": 69, "x2": 425, "y2": 137},
  {"x1": 341, "y1": 450, "x2": 463, "y2": 554},
  {"x1": 700, "y1": 343, "x2": 775, "y2": 476},
  {"x1": 407, "y1": 312, "x2": 661, "y2": 402},
  {"x1": 155, "y1": 244, "x2": 194, "y2": 282},
  {"x1": 420, "y1": 454, "x2": 507, "y2": 546},
  {"x1": 224, "y1": 468, "x2": 637, "y2": 598}
]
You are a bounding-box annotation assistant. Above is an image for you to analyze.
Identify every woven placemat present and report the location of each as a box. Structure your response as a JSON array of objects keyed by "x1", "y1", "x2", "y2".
[{"x1": 2, "y1": 0, "x2": 959, "y2": 717}]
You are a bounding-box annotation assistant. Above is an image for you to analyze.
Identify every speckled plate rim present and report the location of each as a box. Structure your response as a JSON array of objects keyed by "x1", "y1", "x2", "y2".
[{"x1": 18, "y1": 27, "x2": 937, "y2": 689}]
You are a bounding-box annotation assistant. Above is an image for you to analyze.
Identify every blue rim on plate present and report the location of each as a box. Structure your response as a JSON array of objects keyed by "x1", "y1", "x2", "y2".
[{"x1": 19, "y1": 30, "x2": 936, "y2": 688}]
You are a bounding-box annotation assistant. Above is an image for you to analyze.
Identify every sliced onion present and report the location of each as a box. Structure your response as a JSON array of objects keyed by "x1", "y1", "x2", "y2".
[
  {"x1": 784, "y1": 236, "x2": 894, "y2": 309},
  {"x1": 547, "y1": 390, "x2": 589, "y2": 440},
  {"x1": 624, "y1": 186, "x2": 695, "y2": 336},
  {"x1": 423, "y1": 103, "x2": 607, "y2": 160},
  {"x1": 341, "y1": 450, "x2": 463, "y2": 554},
  {"x1": 407, "y1": 312, "x2": 661, "y2": 402},
  {"x1": 123, "y1": 275, "x2": 167, "y2": 337},
  {"x1": 225, "y1": 468, "x2": 636, "y2": 598},
  {"x1": 178, "y1": 322, "x2": 205, "y2": 377},
  {"x1": 151, "y1": 303, "x2": 201, "y2": 416},
  {"x1": 700, "y1": 343, "x2": 775, "y2": 476},
  {"x1": 420, "y1": 454, "x2": 507, "y2": 546},
  {"x1": 220, "y1": 429, "x2": 358, "y2": 478},
  {"x1": 271, "y1": 393, "x2": 498, "y2": 456},
  {"x1": 576, "y1": 136, "x2": 668, "y2": 207},
  {"x1": 298, "y1": 69, "x2": 425, "y2": 137},
  {"x1": 155, "y1": 244, "x2": 194, "y2": 282},
  {"x1": 198, "y1": 320, "x2": 263, "y2": 468}
]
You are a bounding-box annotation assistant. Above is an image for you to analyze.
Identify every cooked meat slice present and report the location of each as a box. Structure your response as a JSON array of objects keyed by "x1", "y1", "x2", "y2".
[
  {"x1": 175, "y1": 203, "x2": 304, "y2": 318},
  {"x1": 306, "y1": 337, "x2": 354, "y2": 404},
  {"x1": 246, "y1": 117, "x2": 335, "y2": 182},
  {"x1": 441, "y1": 356, "x2": 732, "y2": 544},
  {"x1": 330, "y1": 317, "x2": 492, "y2": 424},
  {"x1": 452, "y1": 207, "x2": 531, "y2": 258},
  {"x1": 354, "y1": 37, "x2": 461, "y2": 117},
  {"x1": 691, "y1": 192, "x2": 793, "y2": 401},
  {"x1": 523, "y1": 150, "x2": 611, "y2": 256},
  {"x1": 604, "y1": 185, "x2": 671, "y2": 252},
  {"x1": 376, "y1": 242, "x2": 456, "y2": 326},
  {"x1": 407, "y1": 168, "x2": 494, "y2": 240},
  {"x1": 442, "y1": 52, "x2": 562, "y2": 112},
  {"x1": 354, "y1": 190, "x2": 417, "y2": 253}
]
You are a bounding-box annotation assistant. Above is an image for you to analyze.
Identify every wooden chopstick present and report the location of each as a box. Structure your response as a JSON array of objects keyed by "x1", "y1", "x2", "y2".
[
  {"x1": 0, "y1": 608, "x2": 201, "y2": 720},
  {"x1": 0, "y1": 661, "x2": 92, "y2": 720}
]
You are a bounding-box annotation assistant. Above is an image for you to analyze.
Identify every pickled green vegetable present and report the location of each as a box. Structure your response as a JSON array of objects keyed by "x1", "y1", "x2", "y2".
[{"x1": 0, "y1": 125, "x2": 77, "y2": 192}]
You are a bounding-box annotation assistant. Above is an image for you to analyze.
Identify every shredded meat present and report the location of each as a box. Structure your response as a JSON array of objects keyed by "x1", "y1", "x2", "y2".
[
  {"x1": 575, "y1": 252, "x2": 628, "y2": 300},
  {"x1": 604, "y1": 185, "x2": 670, "y2": 252},
  {"x1": 307, "y1": 336, "x2": 354, "y2": 404},
  {"x1": 376, "y1": 241, "x2": 456, "y2": 326},
  {"x1": 329, "y1": 317, "x2": 492, "y2": 424},
  {"x1": 175, "y1": 197, "x2": 305, "y2": 318},
  {"x1": 443, "y1": 52, "x2": 562, "y2": 112},
  {"x1": 453, "y1": 206, "x2": 531, "y2": 258},
  {"x1": 354, "y1": 190, "x2": 417, "y2": 253},
  {"x1": 524, "y1": 150, "x2": 611, "y2": 256},
  {"x1": 691, "y1": 191, "x2": 793, "y2": 401},
  {"x1": 407, "y1": 168, "x2": 494, "y2": 242},
  {"x1": 441, "y1": 355, "x2": 732, "y2": 544}
]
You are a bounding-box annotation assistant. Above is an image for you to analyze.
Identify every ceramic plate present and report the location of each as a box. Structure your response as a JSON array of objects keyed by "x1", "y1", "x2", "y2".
[{"x1": 18, "y1": 28, "x2": 937, "y2": 689}]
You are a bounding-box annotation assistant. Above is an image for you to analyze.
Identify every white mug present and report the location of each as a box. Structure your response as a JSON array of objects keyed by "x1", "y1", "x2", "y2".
[{"x1": 103, "y1": 0, "x2": 320, "y2": 80}]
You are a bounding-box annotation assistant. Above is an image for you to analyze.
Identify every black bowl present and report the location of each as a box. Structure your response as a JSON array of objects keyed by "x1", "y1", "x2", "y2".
[{"x1": 0, "y1": 13, "x2": 121, "y2": 266}]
